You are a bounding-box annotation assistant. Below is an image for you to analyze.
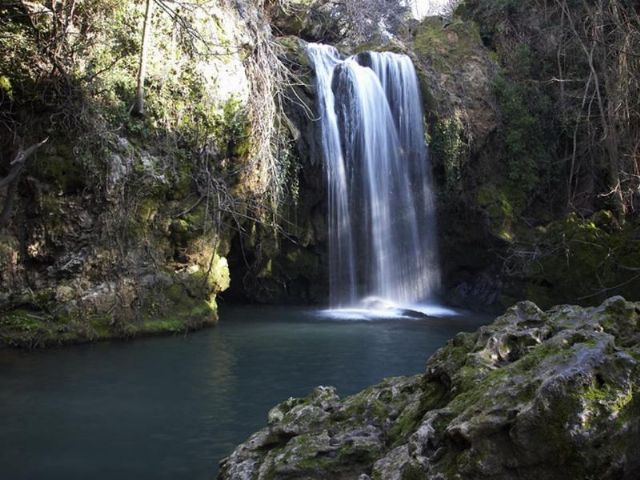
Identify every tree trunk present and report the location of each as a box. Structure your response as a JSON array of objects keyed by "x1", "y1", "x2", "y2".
[{"x1": 133, "y1": 0, "x2": 154, "y2": 116}]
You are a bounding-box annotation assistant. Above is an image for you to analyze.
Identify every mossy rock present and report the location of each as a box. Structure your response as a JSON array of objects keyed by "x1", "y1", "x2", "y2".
[
  {"x1": 476, "y1": 183, "x2": 515, "y2": 241},
  {"x1": 269, "y1": 0, "x2": 343, "y2": 42},
  {"x1": 220, "y1": 298, "x2": 640, "y2": 479},
  {"x1": 277, "y1": 36, "x2": 313, "y2": 71},
  {"x1": 0, "y1": 258, "x2": 230, "y2": 348},
  {"x1": 31, "y1": 145, "x2": 86, "y2": 193},
  {"x1": 0, "y1": 296, "x2": 218, "y2": 349},
  {"x1": 412, "y1": 17, "x2": 483, "y2": 73}
]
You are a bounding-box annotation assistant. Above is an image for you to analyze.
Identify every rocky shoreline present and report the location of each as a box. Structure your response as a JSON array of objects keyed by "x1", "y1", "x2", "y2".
[{"x1": 219, "y1": 297, "x2": 640, "y2": 479}]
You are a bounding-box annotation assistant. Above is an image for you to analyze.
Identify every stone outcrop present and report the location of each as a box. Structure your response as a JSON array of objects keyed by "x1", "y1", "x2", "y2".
[
  {"x1": 219, "y1": 297, "x2": 640, "y2": 479},
  {"x1": 0, "y1": 0, "x2": 262, "y2": 346}
]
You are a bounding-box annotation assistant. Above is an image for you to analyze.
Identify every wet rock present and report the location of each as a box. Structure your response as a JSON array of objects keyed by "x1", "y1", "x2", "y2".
[{"x1": 219, "y1": 297, "x2": 640, "y2": 479}]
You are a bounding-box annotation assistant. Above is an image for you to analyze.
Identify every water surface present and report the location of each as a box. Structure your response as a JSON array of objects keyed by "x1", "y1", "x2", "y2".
[{"x1": 0, "y1": 305, "x2": 489, "y2": 479}]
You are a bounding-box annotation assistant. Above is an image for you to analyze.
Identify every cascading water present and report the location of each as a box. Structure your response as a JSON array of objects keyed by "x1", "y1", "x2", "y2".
[{"x1": 307, "y1": 43, "x2": 441, "y2": 310}]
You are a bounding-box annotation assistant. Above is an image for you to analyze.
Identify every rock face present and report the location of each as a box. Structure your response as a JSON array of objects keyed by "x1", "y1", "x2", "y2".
[
  {"x1": 0, "y1": 0, "x2": 264, "y2": 346},
  {"x1": 218, "y1": 297, "x2": 640, "y2": 479}
]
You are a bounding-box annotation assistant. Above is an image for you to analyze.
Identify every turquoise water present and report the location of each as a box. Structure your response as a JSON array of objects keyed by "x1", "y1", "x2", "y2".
[{"x1": 0, "y1": 305, "x2": 489, "y2": 479}]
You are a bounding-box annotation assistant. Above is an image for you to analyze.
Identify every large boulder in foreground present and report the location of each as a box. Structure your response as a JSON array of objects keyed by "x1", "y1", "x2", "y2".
[{"x1": 218, "y1": 297, "x2": 640, "y2": 479}]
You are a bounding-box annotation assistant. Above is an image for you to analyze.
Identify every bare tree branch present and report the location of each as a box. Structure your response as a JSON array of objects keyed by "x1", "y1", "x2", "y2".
[{"x1": 0, "y1": 137, "x2": 49, "y2": 228}]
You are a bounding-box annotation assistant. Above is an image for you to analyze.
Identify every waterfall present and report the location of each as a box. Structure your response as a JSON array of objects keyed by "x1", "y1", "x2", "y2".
[{"x1": 308, "y1": 43, "x2": 440, "y2": 309}]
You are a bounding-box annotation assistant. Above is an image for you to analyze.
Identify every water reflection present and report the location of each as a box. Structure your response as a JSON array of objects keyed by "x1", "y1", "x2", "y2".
[{"x1": 0, "y1": 305, "x2": 489, "y2": 479}]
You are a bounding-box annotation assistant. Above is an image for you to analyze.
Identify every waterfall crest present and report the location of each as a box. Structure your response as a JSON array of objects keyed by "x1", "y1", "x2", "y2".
[{"x1": 308, "y1": 43, "x2": 440, "y2": 308}]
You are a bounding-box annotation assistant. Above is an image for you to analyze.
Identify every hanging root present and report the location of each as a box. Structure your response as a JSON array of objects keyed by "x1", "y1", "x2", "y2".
[{"x1": 241, "y1": 1, "x2": 300, "y2": 226}]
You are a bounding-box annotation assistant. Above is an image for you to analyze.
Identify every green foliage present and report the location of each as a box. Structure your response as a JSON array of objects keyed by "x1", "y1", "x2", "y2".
[
  {"x1": 492, "y1": 75, "x2": 543, "y2": 198},
  {"x1": 476, "y1": 184, "x2": 514, "y2": 241},
  {"x1": 463, "y1": 0, "x2": 640, "y2": 217},
  {"x1": 0, "y1": 0, "x2": 256, "y2": 185},
  {"x1": 507, "y1": 213, "x2": 640, "y2": 308},
  {"x1": 509, "y1": 44, "x2": 534, "y2": 77}
]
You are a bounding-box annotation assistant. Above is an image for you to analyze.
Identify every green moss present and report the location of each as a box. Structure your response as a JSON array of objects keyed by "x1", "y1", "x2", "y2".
[
  {"x1": 388, "y1": 402, "x2": 424, "y2": 446},
  {"x1": 169, "y1": 219, "x2": 191, "y2": 243},
  {"x1": 0, "y1": 277, "x2": 220, "y2": 348},
  {"x1": 137, "y1": 197, "x2": 158, "y2": 224},
  {"x1": 88, "y1": 315, "x2": 112, "y2": 339},
  {"x1": 189, "y1": 257, "x2": 230, "y2": 294},
  {"x1": 413, "y1": 18, "x2": 482, "y2": 72},
  {"x1": 445, "y1": 340, "x2": 569, "y2": 415},
  {"x1": 616, "y1": 387, "x2": 640, "y2": 425},
  {"x1": 509, "y1": 342, "x2": 563, "y2": 375},
  {"x1": 277, "y1": 36, "x2": 312, "y2": 69},
  {"x1": 0, "y1": 309, "x2": 44, "y2": 333},
  {"x1": 32, "y1": 147, "x2": 86, "y2": 193},
  {"x1": 294, "y1": 454, "x2": 335, "y2": 472},
  {"x1": 140, "y1": 318, "x2": 187, "y2": 334},
  {"x1": 183, "y1": 205, "x2": 207, "y2": 231},
  {"x1": 516, "y1": 214, "x2": 640, "y2": 307},
  {"x1": 165, "y1": 282, "x2": 185, "y2": 304},
  {"x1": 401, "y1": 464, "x2": 428, "y2": 480},
  {"x1": 170, "y1": 153, "x2": 194, "y2": 200},
  {"x1": 220, "y1": 97, "x2": 252, "y2": 158},
  {"x1": 0, "y1": 75, "x2": 12, "y2": 99},
  {"x1": 476, "y1": 184, "x2": 514, "y2": 241},
  {"x1": 370, "y1": 398, "x2": 388, "y2": 421},
  {"x1": 0, "y1": 309, "x2": 63, "y2": 348},
  {"x1": 448, "y1": 367, "x2": 509, "y2": 413},
  {"x1": 337, "y1": 441, "x2": 378, "y2": 465},
  {"x1": 430, "y1": 116, "x2": 467, "y2": 193},
  {"x1": 430, "y1": 331, "x2": 475, "y2": 368},
  {"x1": 582, "y1": 384, "x2": 633, "y2": 412},
  {"x1": 582, "y1": 382, "x2": 635, "y2": 430}
]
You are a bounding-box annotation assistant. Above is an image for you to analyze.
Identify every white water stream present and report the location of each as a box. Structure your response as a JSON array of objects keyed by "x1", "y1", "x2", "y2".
[{"x1": 308, "y1": 43, "x2": 443, "y2": 315}]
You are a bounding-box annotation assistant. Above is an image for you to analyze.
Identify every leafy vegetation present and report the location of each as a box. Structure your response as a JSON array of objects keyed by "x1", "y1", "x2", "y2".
[{"x1": 463, "y1": 0, "x2": 640, "y2": 217}]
